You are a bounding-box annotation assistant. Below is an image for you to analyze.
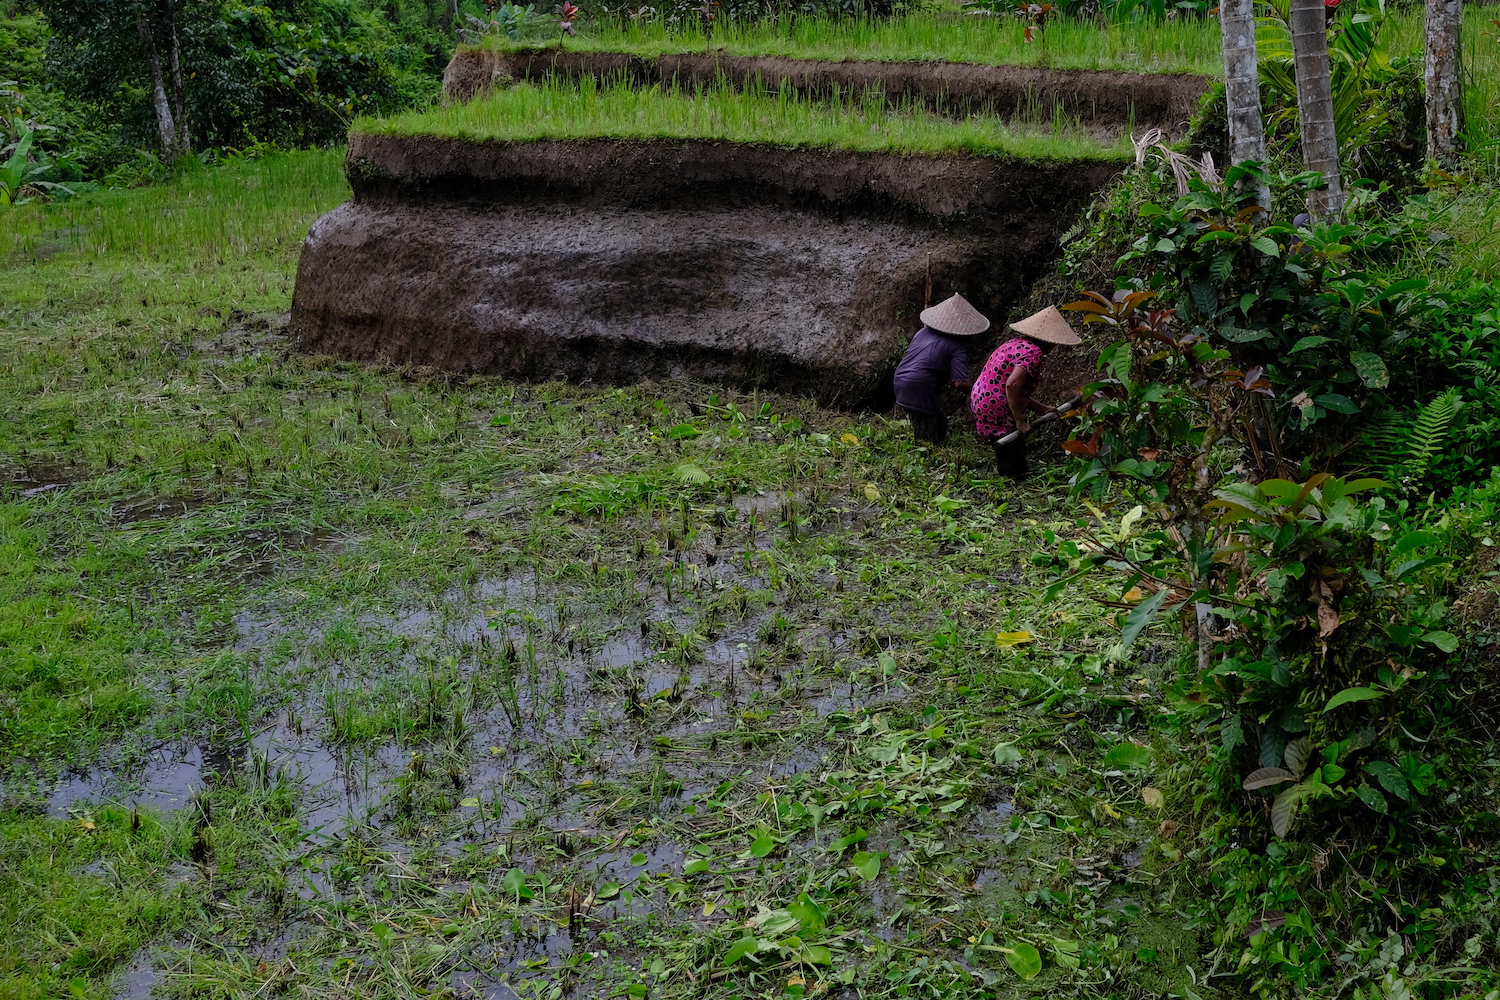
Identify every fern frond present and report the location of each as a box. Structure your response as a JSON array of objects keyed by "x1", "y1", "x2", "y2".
[
  {"x1": 1357, "y1": 406, "x2": 1408, "y2": 471},
  {"x1": 1458, "y1": 360, "x2": 1500, "y2": 387},
  {"x1": 1403, "y1": 388, "x2": 1461, "y2": 482}
]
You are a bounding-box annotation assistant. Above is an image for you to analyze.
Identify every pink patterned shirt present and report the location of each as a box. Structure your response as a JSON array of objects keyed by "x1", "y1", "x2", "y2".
[{"x1": 971, "y1": 338, "x2": 1043, "y2": 438}]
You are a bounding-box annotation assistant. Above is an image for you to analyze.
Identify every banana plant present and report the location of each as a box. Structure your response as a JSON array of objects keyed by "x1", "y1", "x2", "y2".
[{"x1": 1, "y1": 124, "x2": 73, "y2": 207}]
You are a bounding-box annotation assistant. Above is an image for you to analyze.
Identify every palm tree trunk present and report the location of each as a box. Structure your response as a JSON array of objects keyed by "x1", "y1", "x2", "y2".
[
  {"x1": 137, "y1": 16, "x2": 181, "y2": 163},
  {"x1": 1425, "y1": 0, "x2": 1464, "y2": 163},
  {"x1": 1218, "y1": 0, "x2": 1270, "y2": 211},
  {"x1": 1290, "y1": 0, "x2": 1344, "y2": 219}
]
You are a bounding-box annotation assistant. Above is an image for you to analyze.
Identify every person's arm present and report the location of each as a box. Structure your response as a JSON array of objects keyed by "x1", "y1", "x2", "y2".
[
  {"x1": 1027, "y1": 397, "x2": 1056, "y2": 415},
  {"x1": 1006, "y1": 366, "x2": 1031, "y2": 433},
  {"x1": 950, "y1": 347, "x2": 971, "y2": 390}
]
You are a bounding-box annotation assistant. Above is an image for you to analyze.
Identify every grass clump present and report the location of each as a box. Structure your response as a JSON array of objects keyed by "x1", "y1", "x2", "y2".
[
  {"x1": 362, "y1": 76, "x2": 1134, "y2": 160},
  {"x1": 483, "y1": 11, "x2": 1226, "y2": 76}
]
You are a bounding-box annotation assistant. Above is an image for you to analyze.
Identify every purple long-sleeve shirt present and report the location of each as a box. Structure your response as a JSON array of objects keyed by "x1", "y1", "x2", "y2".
[{"x1": 893, "y1": 327, "x2": 969, "y2": 415}]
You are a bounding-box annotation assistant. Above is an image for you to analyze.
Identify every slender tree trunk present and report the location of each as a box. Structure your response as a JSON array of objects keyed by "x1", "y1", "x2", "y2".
[
  {"x1": 1219, "y1": 0, "x2": 1271, "y2": 211},
  {"x1": 137, "y1": 16, "x2": 181, "y2": 162},
  {"x1": 1290, "y1": 0, "x2": 1344, "y2": 218},
  {"x1": 168, "y1": 21, "x2": 190, "y2": 153},
  {"x1": 1425, "y1": 0, "x2": 1463, "y2": 163}
]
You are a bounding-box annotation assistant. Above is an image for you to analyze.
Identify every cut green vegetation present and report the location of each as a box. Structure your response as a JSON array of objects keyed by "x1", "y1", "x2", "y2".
[
  {"x1": 362, "y1": 76, "x2": 1134, "y2": 160},
  {"x1": 482, "y1": 10, "x2": 1226, "y2": 76}
]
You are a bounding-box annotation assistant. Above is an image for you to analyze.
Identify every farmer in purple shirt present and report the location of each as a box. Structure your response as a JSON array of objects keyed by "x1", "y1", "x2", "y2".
[{"x1": 892, "y1": 293, "x2": 989, "y2": 445}]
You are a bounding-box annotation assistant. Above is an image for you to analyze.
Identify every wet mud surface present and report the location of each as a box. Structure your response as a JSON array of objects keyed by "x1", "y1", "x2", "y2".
[
  {"x1": 442, "y1": 48, "x2": 1212, "y2": 137},
  {"x1": 292, "y1": 137, "x2": 1120, "y2": 408}
]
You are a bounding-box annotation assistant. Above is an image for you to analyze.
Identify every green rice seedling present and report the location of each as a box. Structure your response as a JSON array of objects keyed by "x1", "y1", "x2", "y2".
[
  {"x1": 482, "y1": 11, "x2": 1225, "y2": 75},
  {"x1": 361, "y1": 77, "x2": 1134, "y2": 161}
]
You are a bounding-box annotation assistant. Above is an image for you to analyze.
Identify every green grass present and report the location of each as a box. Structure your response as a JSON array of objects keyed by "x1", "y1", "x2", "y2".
[
  {"x1": 361, "y1": 76, "x2": 1134, "y2": 160},
  {"x1": 1384, "y1": 6, "x2": 1500, "y2": 161},
  {"x1": 488, "y1": 11, "x2": 1226, "y2": 76}
]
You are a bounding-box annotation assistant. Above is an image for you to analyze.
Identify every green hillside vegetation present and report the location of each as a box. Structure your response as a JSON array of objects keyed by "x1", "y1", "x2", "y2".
[{"x1": 362, "y1": 76, "x2": 1134, "y2": 159}]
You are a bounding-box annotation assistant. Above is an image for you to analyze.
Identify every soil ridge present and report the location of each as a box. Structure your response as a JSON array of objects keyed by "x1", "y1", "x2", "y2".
[
  {"x1": 346, "y1": 132, "x2": 1121, "y2": 232},
  {"x1": 294, "y1": 136, "x2": 1120, "y2": 407},
  {"x1": 442, "y1": 46, "x2": 1211, "y2": 133}
]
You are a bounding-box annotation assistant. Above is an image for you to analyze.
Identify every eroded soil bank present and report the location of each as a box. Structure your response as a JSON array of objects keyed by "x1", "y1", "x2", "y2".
[
  {"x1": 291, "y1": 135, "x2": 1120, "y2": 406},
  {"x1": 443, "y1": 47, "x2": 1211, "y2": 135}
]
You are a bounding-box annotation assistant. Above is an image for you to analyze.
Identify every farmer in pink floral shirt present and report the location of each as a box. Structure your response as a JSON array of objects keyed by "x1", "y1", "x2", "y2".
[{"x1": 971, "y1": 306, "x2": 1080, "y2": 479}]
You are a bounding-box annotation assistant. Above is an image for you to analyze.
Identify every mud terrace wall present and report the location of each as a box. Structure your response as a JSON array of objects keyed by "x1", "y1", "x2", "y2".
[
  {"x1": 444, "y1": 48, "x2": 1212, "y2": 135},
  {"x1": 290, "y1": 134, "x2": 1122, "y2": 406}
]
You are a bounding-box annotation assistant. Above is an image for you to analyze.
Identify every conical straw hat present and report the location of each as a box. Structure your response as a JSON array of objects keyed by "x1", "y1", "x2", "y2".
[
  {"x1": 920, "y1": 293, "x2": 990, "y2": 336},
  {"x1": 1009, "y1": 306, "x2": 1081, "y2": 346}
]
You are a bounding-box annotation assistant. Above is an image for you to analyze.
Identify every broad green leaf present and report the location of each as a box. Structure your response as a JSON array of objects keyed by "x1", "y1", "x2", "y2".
[
  {"x1": 788, "y1": 894, "x2": 828, "y2": 932},
  {"x1": 1321, "y1": 763, "x2": 1346, "y2": 784},
  {"x1": 757, "y1": 908, "x2": 800, "y2": 937},
  {"x1": 827, "y1": 828, "x2": 867, "y2": 852},
  {"x1": 1421, "y1": 631, "x2": 1459, "y2": 653},
  {"x1": 1356, "y1": 783, "x2": 1388, "y2": 813},
  {"x1": 1005, "y1": 942, "x2": 1043, "y2": 979},
  {"x1": 1290, "y1": 335, "x2": 1333, "y2": 353},
  {"x1": 1324, "y1": 686, "x2": 1382, "y2": 711},
  {"x1": 851, "y1": 851, "x2": 881, "y2": 881},
  {"x1": 1103, "y1": 742, "x2": 1153, "y2": 771},
  {"x1": 799, "y1": 945, "x2": 832, "y2": 965},
  {"x1": 1153, "y1": 237, "x2": 1176, "y2": 253},
  {"x1": 749, "y1": 836, "x2": 776, "y2": 858},
  {"x1": 503, "y1": 868, "x2": 534, "y2": 899},
  {"x1": 1119, "y1": 588, "x2": 1171, "y2": 648},
  {"x1": 684, "y1": 858, "x2": 711, "y2": 875},
  {"x1": 630, "y1": 853, "x2": 648, "y2": 866},
  {"x1": 878, "y1": 651, "x2": 898, "y2": 676},
  {"x1": 1243, "y1": 766, "x2": 1295, "y2": 790},
  {"x1": 724, "y1": 937, "x2": 760, "y2": 963},
  {"x1": 993, "y1": 743, "x2": 1023, "y2": 765},
  {"x1": 460, "y1": 797, "x2": 481, "y2": 808},
  {"x1": 995, "y1": 630, "x2": 1033, "y2": 648},
  {"x1": 1315, "y1": 393, "x2": 1359, "y2": 414},
  {"x1": 1350, "y1": 351, "x2": 1389, "y2": 388},
  {"x1": 1270, "y1": 784, "x2": 1305, "y2": 838},
  {"x1": 1364, "y1": 761, "x2": 1410, "y2": 801},
  {"x1": 667, "y1": 422, "x2": 702, "y2": 440},
  {"x1": 1250, "y1": 235, "x2": 1280, "y2": 257},
  {"x1": 597, "y1": 882, "x2": 621, "y2": 899}
]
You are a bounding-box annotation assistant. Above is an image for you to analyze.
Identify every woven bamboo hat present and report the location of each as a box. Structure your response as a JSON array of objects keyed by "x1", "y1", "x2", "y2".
[
  {"x1": 920, "y1": 293, "x2": 990, "y2": 336},
  {"x1": 1009, "y1": 306, "x2": 1081, "y2": 346}
]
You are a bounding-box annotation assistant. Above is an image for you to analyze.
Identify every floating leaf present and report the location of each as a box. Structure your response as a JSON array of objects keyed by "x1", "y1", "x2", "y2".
[
  {"x1": 995, "y1": 631, "x2": 1033, "y2": 648},
  {"x1": 1005, "y1": 942, "x2": 1043, "y2": 979},
  {"x1": 630, "y1": 853, "x2": 648, "y2": 866},
  {"x1": 1324, "y1": 686, "x2": 1383, "y2": 711},
  {"x1": 1141, "y1": 787, "x2": 1165, "y2": 809},
  {"x1": 851, "y1": 851, "x2": 881, "y2": 881},
  {"x1": 597, "y1": 882, "x2": 621, "y2": 899}
]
